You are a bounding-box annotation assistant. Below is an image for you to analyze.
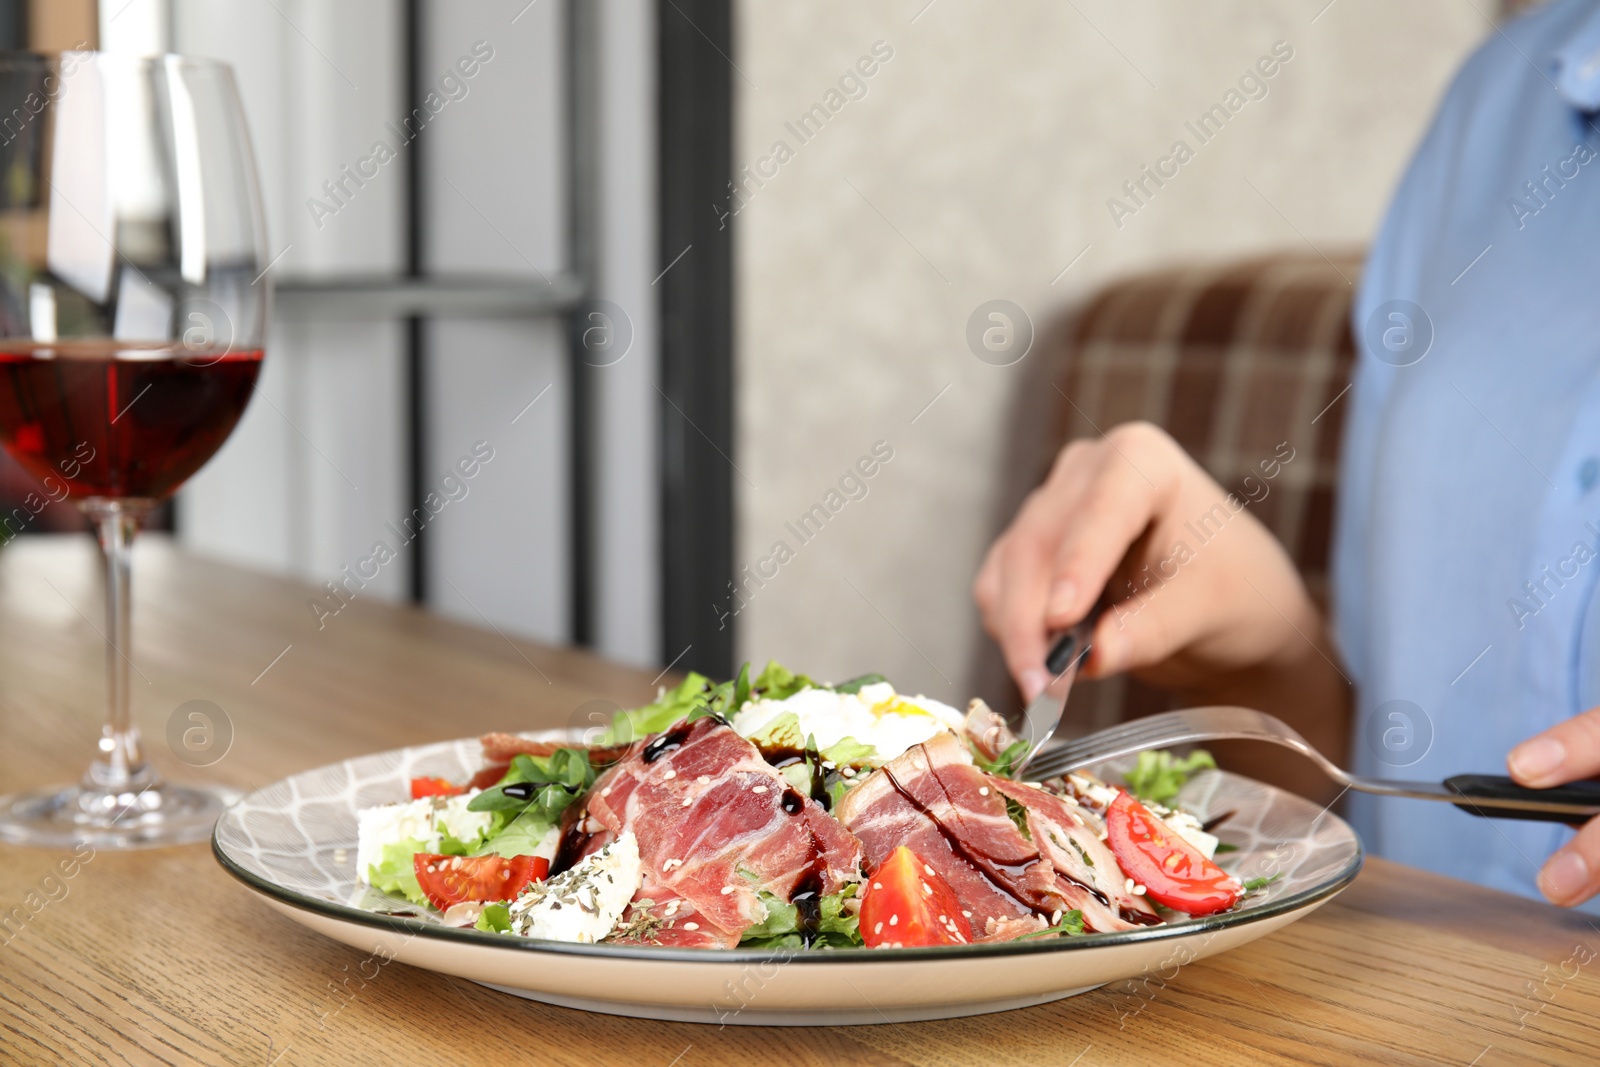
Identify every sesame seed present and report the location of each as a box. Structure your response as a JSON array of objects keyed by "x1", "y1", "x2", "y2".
[
  {"x1": 752, "y1": 786, "x2": 768, "y2": 794},
  {"x1": 697, "y1": 775, "x2": 711, "y2": 784},
  {"x1": 921, "y1": 882, "x2": 933, "y2": 896},
  {"x1": 1133, "y1": 884, "x2": 1147, "y2": 896},
  {"x1": 923, "y1": 863, "x2": 935, "y2": 876},
  {"x1": 720, "y1": 885, "x2": 734, "y2": 895},
  {"x1": 1051, "y1": 909, "x2": 1061, "y2": 924},
  {"x1": 1125, "y1": 878, "x2": 1136, "y2": 894},
  {"x1": 683, "y1": 922, "x2": 699, "y2": 931},
  {"x1": 889, "y1": 914, "x2": 899, "y2": 926},
  {"x1": 962, "y1": 909, "x2": 972, "y2": 917},
  {"x1": 978, "y1": 786, "x2": 989, "y2": 796},
  {"x1": 664, "y1": 769, "x2": 676, "y2": 779},
  {"x1": 682, "y1": 796, "x2": 693, "y2": 807},
  {"x1": 872, "y1": 882, "x2": 883, "y2": 891},
  {"x1": 938, "y1": 915, "x2": 948, "y2": 923},
  {"x1": 600, "y1": 786, "x2": 611, "y2": 796},
  {"x1": 874, "y1": 921, "x2": 883, "y2": 935}
]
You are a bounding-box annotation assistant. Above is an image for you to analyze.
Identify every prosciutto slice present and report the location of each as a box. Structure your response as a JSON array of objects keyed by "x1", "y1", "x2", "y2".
[
  {"x1": 837, "y1": 732, "x2": 1066, "y2": 937},
  {"x1": 992, "y1": 779, "x2": 1160, "y2": 930},
  {"x1": 611, "y1": 883, "x2": 741, "y2": 949},
  {"x1": 837, "y1": 731, "x2": 1158, "y2": 936},
  {"x1": 585, "y1": 717, "x2": 864, "y2": 940}
]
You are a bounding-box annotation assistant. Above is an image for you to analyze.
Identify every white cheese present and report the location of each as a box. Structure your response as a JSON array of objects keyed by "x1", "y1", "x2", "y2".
[
  {"x1": 1160, "y1": 809, "x2": 1220, "y2": 860},
  {"x1": 355, "y1": 792, "x2": 494, "y2": 882},
  {"x1": 506, "y1": 831, "x2": 642, "y2": 943},
  {"x1": 729, "y1": 683, "x2": 966, "y2": 763}
]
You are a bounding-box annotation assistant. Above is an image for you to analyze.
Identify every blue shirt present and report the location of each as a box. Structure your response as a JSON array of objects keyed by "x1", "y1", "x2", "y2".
[{"x1": 1335, "y1": 0, "x2": 1600, "y2": 909}]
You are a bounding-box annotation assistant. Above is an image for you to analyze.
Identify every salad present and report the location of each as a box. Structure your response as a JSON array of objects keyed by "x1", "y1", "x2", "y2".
[{"x1": 355, "y1": 663, "x2": 1264, "y2": 950}]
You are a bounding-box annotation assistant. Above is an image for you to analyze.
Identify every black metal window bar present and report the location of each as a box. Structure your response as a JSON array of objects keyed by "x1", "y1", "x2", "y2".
[
  {"x1": 275, "y1": 0, "x2": 598, "y2": 643},
  {"x1": 278, "y1": 0, "x2": 737, "y2": 677}
]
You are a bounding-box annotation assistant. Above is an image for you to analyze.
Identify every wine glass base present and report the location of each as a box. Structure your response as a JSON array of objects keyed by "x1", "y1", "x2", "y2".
[{"x1": 0, "y1": 780, "x2": 241, "y2": 849}]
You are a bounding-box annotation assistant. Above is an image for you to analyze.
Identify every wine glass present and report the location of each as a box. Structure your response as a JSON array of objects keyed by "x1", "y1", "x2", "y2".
[{"x1": 0, "y1": 52, "x2": 269, "y2": 847}]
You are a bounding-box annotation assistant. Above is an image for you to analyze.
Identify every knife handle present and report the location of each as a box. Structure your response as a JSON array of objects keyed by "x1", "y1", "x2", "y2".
[
  {"x1": 1045, "y1": 631, "x2": 1084, "y2": 675},
  {"x1": 1444, "y1": 774, "x2": 1600, "y2": 823},
  {"x1": 1045, "y1": 595, "x2": 1112, "y2": 674}
]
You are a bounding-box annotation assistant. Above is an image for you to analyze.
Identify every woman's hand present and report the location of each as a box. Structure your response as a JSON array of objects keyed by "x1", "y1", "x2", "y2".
[
  {"x1": 976, "y1": 422, "x2": 1324, "y2": 697},
  {"x1": 974, "y1": 422, "x2": 1351, "y2": 790},
  {"x1": 1509, "y1": 712, "x2": 1600, "y2": 905}
]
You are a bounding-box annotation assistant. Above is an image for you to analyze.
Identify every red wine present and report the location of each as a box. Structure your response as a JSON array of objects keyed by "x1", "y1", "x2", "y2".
[{"x1": 0, "y1": 341, "x2": 264, "y2": 502}]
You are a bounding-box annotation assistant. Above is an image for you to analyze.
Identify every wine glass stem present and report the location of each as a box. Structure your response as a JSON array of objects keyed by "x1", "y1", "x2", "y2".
[{"x1": 86, "y1": 501, "x2": 152, "y2": 792}]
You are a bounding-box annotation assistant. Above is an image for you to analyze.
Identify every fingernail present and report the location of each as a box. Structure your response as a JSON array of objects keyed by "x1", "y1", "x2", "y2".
[
  {"x1": 1020, "y1": 668, "x2": 1049, "y2": 702},
  {"x1": 1509, "y1": 736, "x2": 1566, "y2": 785},
  {"x1": 1046, "y1": 578, "x2": 1077, "y2": 617},
  {"x1": 1538, "y1": 849, "x2": 1590, "y2": 905}
]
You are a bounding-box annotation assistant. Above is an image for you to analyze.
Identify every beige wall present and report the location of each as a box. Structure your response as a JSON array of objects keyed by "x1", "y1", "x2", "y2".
[{"x1": 732, "y1": 1, "x2": 1484, "y2": 700}]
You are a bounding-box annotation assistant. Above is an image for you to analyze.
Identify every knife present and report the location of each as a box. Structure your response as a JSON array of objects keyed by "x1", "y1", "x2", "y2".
[{"x1": 1011, "y1": 597, "x2": 1109, "y2": 779}]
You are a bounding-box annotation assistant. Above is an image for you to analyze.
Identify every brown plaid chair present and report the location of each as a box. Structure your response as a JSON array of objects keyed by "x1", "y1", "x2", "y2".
[{"x1": 973, "y1": 251, "x2": 1362, "y2": 728}]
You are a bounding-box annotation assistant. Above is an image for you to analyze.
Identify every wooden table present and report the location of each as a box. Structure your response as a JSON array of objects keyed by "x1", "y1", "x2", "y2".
[{"x1": 0, "y1": 536, "x2": 1597, "y2": 1066}]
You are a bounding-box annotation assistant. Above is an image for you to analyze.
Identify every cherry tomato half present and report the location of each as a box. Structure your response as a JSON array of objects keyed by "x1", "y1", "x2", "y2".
[
  {"x1": 859, "y1": 846, "x2": 973, "y2": 948},
  {"x1": 412, "y1": 853, "x2": 549, "y2": 911},
  {"x1": 1106, "y1": 790, "x2": 1241, "y2": 916},
  {"x1": 410, "y1": 776, "x2": 464, "y2": 799}
]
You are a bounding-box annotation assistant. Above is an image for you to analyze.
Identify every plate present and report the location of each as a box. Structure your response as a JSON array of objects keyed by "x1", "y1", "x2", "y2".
[{"x1": 212, "y1": 729, "x2": 1362, "y2": 1026}]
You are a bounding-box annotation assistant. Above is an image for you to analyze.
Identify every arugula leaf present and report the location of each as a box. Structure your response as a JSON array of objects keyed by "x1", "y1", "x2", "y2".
[
  {"x1": 731, "y1": 662, "x2": 752, "y2": 711},
  {"x1": 469, "y1": 746, "x2": 596, "y2": 832},
  {"x1": 1004, "y1": 795, "x2": 1032, "y2": 840},
  {"x1": 474, "y1": 902, "x2": 513, "y2": 933},
  {"x1": 1123, "y1": 749, "x2": 1216, "y2": 806},
  {"x1": 1018, "y1": 909, "x2": 1086, "y2": 939},
  {"x1": 1213, "y1": 842, "x2": 1240, "y2": 855},
  {"x1": 832, "y1": 673, "x2": 887, "y2": 695},
  {"x1": 972, "y1": 738, "x2": 1031, "y2": 778},
  {"x1": 1241, "y1": 872, "x2": 1283, "y2": 893},
  {"x1": 738, "y1": 886, "x2": 862, "y2": 949}
]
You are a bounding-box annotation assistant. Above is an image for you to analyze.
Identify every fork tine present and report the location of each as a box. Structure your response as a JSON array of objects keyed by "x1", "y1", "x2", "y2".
[{"x1": 1025, "y1": 709, "x2": 1225, "y2": 778}]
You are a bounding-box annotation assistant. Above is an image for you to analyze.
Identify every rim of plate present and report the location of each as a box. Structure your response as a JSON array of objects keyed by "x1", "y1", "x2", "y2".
[{"x1": 212, "y1": 742, "x2": 1364, "y2": 966}]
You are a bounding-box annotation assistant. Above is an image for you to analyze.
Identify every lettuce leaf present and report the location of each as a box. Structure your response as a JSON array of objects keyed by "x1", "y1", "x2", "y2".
[
  {"x1": 475, "y1": 815, "x2": 556, "y2": 859},
  {"x1": 475, "y1": 902, "x2": 513, "y2": 933},
  {"x1": 1123, "y1": 749, "x2": 1216, "y2": 806},
  {"x1": 366, "y1": 837, "x2": 431, "y2": 905},
  {"x1": 739, "y1": 886, "x2": 861, "y2": 949},
  {"x1": 602, "y1": 671, "x2": 719, "y2": 743},
  {"x1": 601, "y1": 661, "x2": 831, "y2": 745},
  {"x1": 820, "y1": 735, "x2": 878, "y2": 767}
]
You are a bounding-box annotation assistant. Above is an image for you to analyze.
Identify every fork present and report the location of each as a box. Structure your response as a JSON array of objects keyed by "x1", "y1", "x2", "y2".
[{"x1": 1023, "y1": 705, "x2": 1600, "y2": 822}]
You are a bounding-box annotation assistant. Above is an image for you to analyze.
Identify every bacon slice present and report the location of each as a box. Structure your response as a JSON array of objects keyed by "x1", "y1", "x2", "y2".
[
  {"x1": 837, "y1": 732, "x2": 1160, "y2": 937},
  {"x1": 585, "y1": 717, "x2": 864, "y2": 941}
]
